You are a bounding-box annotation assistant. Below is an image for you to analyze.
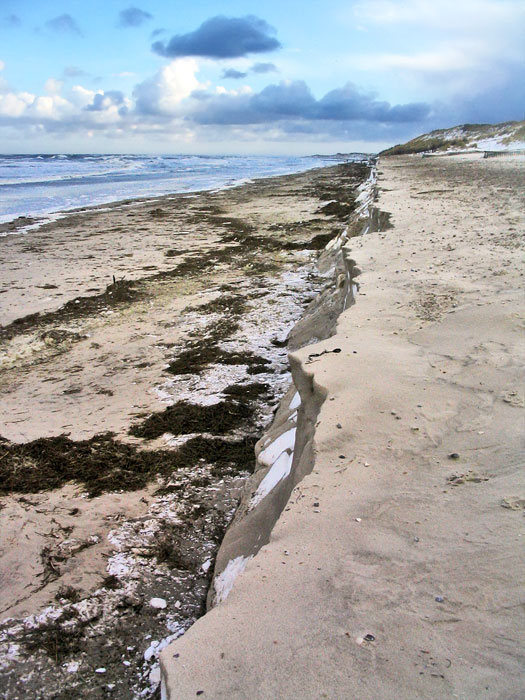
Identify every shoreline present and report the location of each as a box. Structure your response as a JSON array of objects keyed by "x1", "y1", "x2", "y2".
[
  {"x1": 0, "y1": 162, "x2": 371, "y2": 698},
  {"x1": 161, "y1": 154, "x2": 525, "y2": 699},
  {"x1": 0, "y1": 155, "x2": 367, "y2": 236},
  {"x1": 0, "y1": 162, "x2": 369, "y2": 328}
]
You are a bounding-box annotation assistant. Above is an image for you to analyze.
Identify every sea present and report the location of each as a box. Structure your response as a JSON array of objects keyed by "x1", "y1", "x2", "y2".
[{"x1": 0, "y1": 153, "x2": 366, "y2": 229}]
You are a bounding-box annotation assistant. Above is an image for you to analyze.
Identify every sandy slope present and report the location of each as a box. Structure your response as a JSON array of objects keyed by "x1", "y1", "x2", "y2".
[{"x1": 161, "y1": 154, "x2": 525, "y2": 699}]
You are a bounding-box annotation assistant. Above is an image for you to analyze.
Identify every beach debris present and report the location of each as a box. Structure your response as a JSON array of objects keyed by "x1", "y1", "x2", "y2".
[
  {"x1": 448, "y1": 452, "x2": 460, "y2": 460},
  {"x1": 363, "y1": 634, "x2": 375, "y2": 642},
  {"x1": 149, "y1": 666, "x2": 161, "y2": 684},
  {"x1": 95, "y1": 668, "x2": 106, "y2": 674},
  {"x1": 336, "y1": 423, "x2": 342, "y2": 429},
  {"x1": 355, "y1": 517, "x2": 362, "y2": 522},
  {"x1": 435, "y1": 596, "x2": 444, "y2": 603},
  {"x1": 149, "y1": 598, "x2": 167, "y2": 609},
  {"x1": 501, "y1": 497, "x2": 525, "y2": 511},
  {"x1": 306, "y1": 348, "x2": 341, "y2": 363},
  {"x1": 501, "y1": 390, "x2": 524, "y2": 407},
  {"x1": 447, "y1": 471, "x2": 488, "y2": 486},
  {"x1": 144, "y1": 640, "x2": 161, "y2": 661}
]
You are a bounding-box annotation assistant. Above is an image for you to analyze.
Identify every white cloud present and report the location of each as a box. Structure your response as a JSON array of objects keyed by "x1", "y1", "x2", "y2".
[
  {"x1": 0, "y1": 60, "x2": 5, "y2": 71},
  {"x1": 354, "y1": 0, "x2": 524, "y2": 32},
  {"x1": 0, "y1": 91, "x2": 34, "y2": 117},
  {"x1": 133, "y1": 58, "x2": 203, "y2": 115},
  {"x1": 350, "y1": 0, "x2": 524, "y2": 101},
  {"x1": 28, "y1": 94, "x2": 74, "y2": 121},
  {"x1": 71, "y1": 85, "x2": 97, "y2": 107},
  {"x1": 44, "y1": 78, "x2": 63, "y2": 95},
  {"x1": 215, "y1": 85, "x2": 253, "y2": 96}
]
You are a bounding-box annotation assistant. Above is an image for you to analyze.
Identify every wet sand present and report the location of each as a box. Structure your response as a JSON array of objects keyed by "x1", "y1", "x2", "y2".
[
  {"x1": 161, "y1": 154, "x2": 525, "y2": 699},
  {"x1": 0, "y1": 162, "x2": 369, "y2": 698}
]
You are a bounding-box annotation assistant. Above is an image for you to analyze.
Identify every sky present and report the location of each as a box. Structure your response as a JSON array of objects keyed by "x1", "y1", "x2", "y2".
[{"x1": 0, "y1": 0, "x2": 523, "y2": 154}]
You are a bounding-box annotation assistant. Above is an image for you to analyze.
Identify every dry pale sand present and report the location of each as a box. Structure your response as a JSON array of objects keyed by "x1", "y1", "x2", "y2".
[{"x1": 161, "y1": 154, "x2": 525, "y2": 700}]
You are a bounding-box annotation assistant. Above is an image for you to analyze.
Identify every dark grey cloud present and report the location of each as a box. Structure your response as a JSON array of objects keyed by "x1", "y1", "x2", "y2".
[
  {"x1": 444, "y1": 63, "x2": 525, "y2": 126},
  {"x1": 4, "y1": 14, "x2": 21, "y2": 27},
  {"x1": 152, "y1": 15, "x2": 281, "y2": 59},
  {"x1": 85, "y1": 91, "x2": 125, "y2": 111},
  {"x1": 189, "y1": 80, "x2": 429, "y2": 126},
  {"x1": 222, "y1": 69, "x2": 248, "y2": 79},
  {"x1": 317, "y1": 84, "x2": 429, "y2": 122},
  {"x1": 46, "y1": 14, "x2": 82, "y2": 36},
  {"x1": 252, "y1": 81, "x2": 316, "y2": 118},
  {"x1": 251, "y1": 62, "x2": 277, "y2": 74},
  {"x1": 118, "y1": 7, "x2": 153, "y2": 28}
]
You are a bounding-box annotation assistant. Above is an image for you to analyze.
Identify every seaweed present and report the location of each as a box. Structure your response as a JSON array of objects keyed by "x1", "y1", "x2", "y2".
[
  {"x1": 0, "y1": 432, "x2": 179, "y2": 497},
  {"x1": 21, "y1": 608, "x2": 94, "y2": 664},
  {"x1": 0, "y1": 276, "x2": 142, "y2": 342},
  {"x1": 129, "y1": 399, "x2": 254, "y2": 440},
  {"x1": 166, "y1": 306, "x2": 271, "y2": 376},
  {"x1": 306, "y1": 232, "x2": 336, "y2": 249},
  {"x1": 163, "y1": 435, "x2": 257, "y2": 480},
  {"x1": 223, "y1": 382, "x2": 271, "y2": 400},
  {"x1": 0, "y1": 428, "x2": 257, "y2": 497},
  {"x1": 317, "y1": 200, "x2": 355, "y2": 220},
  {"x1": 166, "y1": 346, "x2": 269, "y2": 376},
  {"x1": 190, "y1": 294, "x2": 247, "y2": 316}
]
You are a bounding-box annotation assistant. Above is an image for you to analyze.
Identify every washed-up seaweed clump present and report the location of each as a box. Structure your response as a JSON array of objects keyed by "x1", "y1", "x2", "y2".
[
  {"x1": 0, "y1": 277, "x2": 141, "y2": 343},
  {"x1": 223, "y1": 382, "x2": 271, "y2": 400},
  {"x1": 0, "y1": 433, "x2": 175, "y2": 496},
  {"x1": 162, "y1": 435, "x2": 257, "y2": 482},
  {"x1": 166, "y1": 346, "x2": 270, "y2": 376},
  {"x1": 129, "y1": 399, "x2": 253, "y2": 440},
  {"x1": 190, "y1": 294, "x2": 247, "y2": 316},
  {"x1": 166, "y1": 305, "x2": 271, "y2": 376},
  {"x1": 0, "y1": 428, "x2": 257, "y2": 497},
  {"x1": 21, "y1": 608, "x2": 94, "y2": 664},
  {"x1": 318, "y1": 200, "x2": 355, "y2": 220}
]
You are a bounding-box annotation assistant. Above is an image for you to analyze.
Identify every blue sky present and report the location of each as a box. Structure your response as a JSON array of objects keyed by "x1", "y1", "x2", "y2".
[{"x1": 0, "y1": 0, "x2": 523, "y2": 154}]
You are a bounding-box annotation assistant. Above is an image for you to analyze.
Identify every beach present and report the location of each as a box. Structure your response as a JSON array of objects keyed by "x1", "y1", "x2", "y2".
[
  {"x1": 160, "y1": 153, "x2": 525, "y2": 700},
  {"x1": 0, "y1": 153, "x2": 523, "y2": 699},
  {"x1": 0, "y1": 161, "x2": 370, "y2": 698}
]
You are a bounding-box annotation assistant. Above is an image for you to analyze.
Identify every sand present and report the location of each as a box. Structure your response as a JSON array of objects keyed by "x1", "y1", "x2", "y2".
[
  {"x1": 0, "y1": 162, "x2": 369, "y2": 698},
  {"x1": 160, "y1": 154, "x2": 525, "y2": 699}
]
